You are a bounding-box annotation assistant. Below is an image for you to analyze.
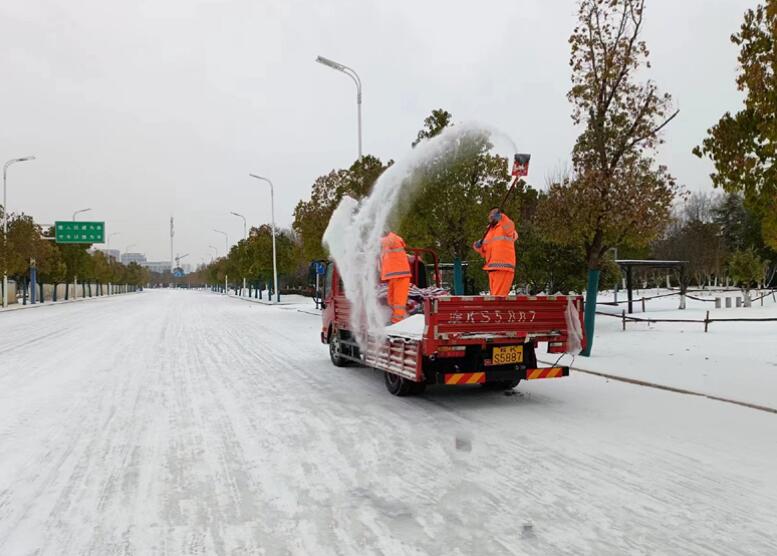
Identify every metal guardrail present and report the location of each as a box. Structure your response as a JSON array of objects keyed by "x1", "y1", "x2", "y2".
[{"x1": 596, "y1": 309, "x2": 777, "y2": 333}]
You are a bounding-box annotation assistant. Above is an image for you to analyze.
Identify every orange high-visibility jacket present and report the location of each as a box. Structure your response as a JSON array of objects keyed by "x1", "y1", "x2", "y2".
[
  {"x1": 380, "y1": 232, "x2": 412, "y2": 281},
  {"x1": 476, "y1": 214, "x2": 518, "y2": 271}
]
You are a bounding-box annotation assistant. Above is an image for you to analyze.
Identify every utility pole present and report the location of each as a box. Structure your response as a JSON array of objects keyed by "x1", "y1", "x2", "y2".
[{"x1": 170, "y1": 217, "x2": 174, "y2": 280}]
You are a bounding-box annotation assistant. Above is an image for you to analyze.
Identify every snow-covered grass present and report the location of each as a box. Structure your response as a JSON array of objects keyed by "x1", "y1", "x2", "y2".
[{"x1": 556, "y1": 288, "x2": 777, "y2": 410}]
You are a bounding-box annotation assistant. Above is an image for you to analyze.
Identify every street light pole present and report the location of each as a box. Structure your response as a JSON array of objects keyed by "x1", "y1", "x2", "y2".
[
  {"x1": 213, "y1": 229, "x2": 229, "y2": 294},
  {"x1": 316, "y1": 55, "x2": 363, "y2": 159},
  {"x1": 107, "y1": 232, "x2": 120, "y2": 253},
  {"x1": 69, "y1": 208, "x2": 92, "y2": 300},
  {"x1": 3, "y1": 156, "x2": 36, "y2": 309},
  {"x1": 72, "y1": 208, "x2": 92, "y2": 221},
  {"x1": 105, "y1": 232, "x2": 120, "y2": 294},
  {"x1": 248, "y1": 173, "x2": 278, "y2": 302},
  {"x1": 213, "y1": 229, "x2": 228, "y2": 255},
  {"x1": 209, "y1": 245, "x2": 218, "y2": 260},
  {"x1": 230, "y1": 211, "x2": 247, "y2": 240},
  {"x1": 230, "y1": 211, "x2": 248, "y2": 294}
]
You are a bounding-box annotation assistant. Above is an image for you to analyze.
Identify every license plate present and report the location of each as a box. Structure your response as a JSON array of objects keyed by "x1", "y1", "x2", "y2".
[{"x1": 492, "y1": 345, "x2": 523, "y2": 365}]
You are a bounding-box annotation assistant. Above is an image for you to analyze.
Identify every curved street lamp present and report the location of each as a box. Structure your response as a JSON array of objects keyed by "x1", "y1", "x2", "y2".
[
  {"x1": 107, "y1": 232, "x2": 120, "y2": 253},
  {"x1": 248, "y1": 173, "x2": 278, "y2": 302},
  {"x1": 72, "y1": 208, "x2": 92, "y2": 221},
  {"x1": 230, "y1": 211, "x2": 247, "y2": 240},
  {"x1": 316, "y1": 55, "x2": 363, "y2": 159},
  {"x1": 213, "y1": 229, "x2": 228, "y2": 255},
  {"x1": 2, "y1": 156, "x2": 36, "y2": 308}
]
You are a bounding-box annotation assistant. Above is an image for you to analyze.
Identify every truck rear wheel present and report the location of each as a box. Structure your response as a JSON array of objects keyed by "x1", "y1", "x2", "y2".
[
  {"x1": 329, "y1": 334, "x2": 348, "y2": 367},
  {"x1": 384, "y1": 372, "x2": 425, "y2": 396}
]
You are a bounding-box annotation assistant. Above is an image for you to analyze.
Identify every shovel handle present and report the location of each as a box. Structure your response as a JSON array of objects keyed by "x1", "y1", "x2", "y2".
[{"x1": 478, "y1": 175, "x2": 522, "y2": 244}]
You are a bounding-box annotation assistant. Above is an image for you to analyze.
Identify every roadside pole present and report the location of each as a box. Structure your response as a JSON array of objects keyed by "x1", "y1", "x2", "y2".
[{"x1": 29, "y1": 259, "x2": 37, "y2": 304}]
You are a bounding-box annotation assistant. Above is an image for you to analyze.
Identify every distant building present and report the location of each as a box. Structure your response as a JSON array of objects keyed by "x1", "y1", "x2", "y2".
[
  {"x1": 121, "y1": 252, "x2": 147, "y2": 265},
  {"x1": 101, "y1": 249, "x2": 120, "y2": 261},
  {"x1": 142, "y1": 261, "x2": 172, "y2": 274},
  {"x1": 182, "y1": 264, "x2": 193, "y2": 274}
]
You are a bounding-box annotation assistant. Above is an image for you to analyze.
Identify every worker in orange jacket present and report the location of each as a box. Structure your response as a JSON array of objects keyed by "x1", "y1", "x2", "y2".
[
  {"x1": 473, "y1": 208, "x2": 518, "y2": 296},
  {"x1": 380, "y1": 232, "x2": 412, "y2": 323}
]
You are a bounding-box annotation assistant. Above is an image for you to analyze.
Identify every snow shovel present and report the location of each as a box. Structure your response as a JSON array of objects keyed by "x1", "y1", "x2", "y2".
[{"x1": 478, "y1": 153, "x2": 531, "y2": 243}]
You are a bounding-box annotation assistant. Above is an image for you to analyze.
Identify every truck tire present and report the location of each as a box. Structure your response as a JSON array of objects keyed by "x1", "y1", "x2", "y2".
[
  {"x1": 384, "y1": 372, "x2": 425, "y2": 396},
  {"x1": 329, "y1": 334, "x2": 348, "y2": 367}
]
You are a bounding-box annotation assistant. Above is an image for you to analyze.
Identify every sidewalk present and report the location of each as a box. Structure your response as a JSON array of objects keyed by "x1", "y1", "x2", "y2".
[
  {"x1": 0, "y1": 291, "x2": 141, "y2": 315},
  {"x1": 219, "y1": 291, "x2": 323, "y2": 315}
]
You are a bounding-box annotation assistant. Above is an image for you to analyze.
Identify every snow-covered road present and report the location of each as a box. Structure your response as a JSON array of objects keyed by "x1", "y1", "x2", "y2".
[{"x1": 1, "y1": 290, "x2": 776, "y2": 555}]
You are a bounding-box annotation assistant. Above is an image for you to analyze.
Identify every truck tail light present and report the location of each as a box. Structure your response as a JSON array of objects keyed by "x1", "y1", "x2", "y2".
[
  {"x1": 547, "y1": 341, "x2": 566, "y2": 354},
  {"x1": 437, "y1": 346, "x2": 466, "y2": 358}
]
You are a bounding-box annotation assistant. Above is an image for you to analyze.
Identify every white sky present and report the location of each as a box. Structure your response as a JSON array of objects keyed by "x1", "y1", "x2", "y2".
[{"x1": 0, "y1": 0, "x2": 752, "y2": 264}]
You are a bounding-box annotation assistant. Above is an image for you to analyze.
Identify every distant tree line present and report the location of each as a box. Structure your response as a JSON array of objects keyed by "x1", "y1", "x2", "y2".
[{"x1": 0, "y1": 210, "x2": 149, "y2": 302}]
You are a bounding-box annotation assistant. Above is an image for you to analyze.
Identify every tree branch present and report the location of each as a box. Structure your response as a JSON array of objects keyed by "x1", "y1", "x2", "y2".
[
  {"x1": 608, "y1": 89, "x2": 657, "y2": 170},
  {"x1": 602, "y1": 1, "x2": 643, "y2": 114},
  {"x1": 623, "y1": 108, "x2": 680, "y2": 153}
]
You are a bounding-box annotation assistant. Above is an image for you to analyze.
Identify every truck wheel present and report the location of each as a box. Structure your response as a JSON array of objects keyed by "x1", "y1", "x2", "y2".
[
  {"x1": 384, "y1": 372, "x2": 425, "y2": 396},
  {"x1": 329, "y1": 335, "x2": 348, "y2": 367}
]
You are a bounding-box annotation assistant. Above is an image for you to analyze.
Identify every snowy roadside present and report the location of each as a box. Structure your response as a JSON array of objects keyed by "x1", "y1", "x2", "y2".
[
  {"x1": 554, "y1": 290, "x2": 777, "y2": 411},
  {"x1": 221, "y1": 288, "x2": 777, "y2": 412},
  {"x1": 0, "y1": 291, "x2": 143, "y2": 315},
  {"x1": 219, "y1": 291, "x2": 323, "y2": 316}
]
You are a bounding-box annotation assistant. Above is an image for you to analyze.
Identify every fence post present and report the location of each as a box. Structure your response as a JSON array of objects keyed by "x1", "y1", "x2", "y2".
[
  {"x1": 704, "y1": 311, "x2": 710, "y2": 333},
  {"x1": 453, "y1": 257, "x2": 464, "y2": 295},
  {"x1": 641, "y1": 297, "x2": 646, "y2": 313},
  {"x1": 622, "y1": 309, "x2": 626, "y2": 331},
  {"x1": 715, "y1": 297, "x2": 721, "y2": 309}
]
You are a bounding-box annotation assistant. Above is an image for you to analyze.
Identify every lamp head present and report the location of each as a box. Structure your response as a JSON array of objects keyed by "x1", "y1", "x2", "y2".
[{"x1": 316, "y1": 56, "x2": 346, "y2": 72}]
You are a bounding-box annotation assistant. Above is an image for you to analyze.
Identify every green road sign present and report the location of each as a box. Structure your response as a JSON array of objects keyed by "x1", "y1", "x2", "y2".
[{"x1": 55, "y1": 221, "x2": 105, "y2": 244}]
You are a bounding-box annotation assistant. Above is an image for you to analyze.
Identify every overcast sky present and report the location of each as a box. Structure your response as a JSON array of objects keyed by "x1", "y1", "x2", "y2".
[{"x1": 0, "y1": 0, "x2": 753, "y2": 265}]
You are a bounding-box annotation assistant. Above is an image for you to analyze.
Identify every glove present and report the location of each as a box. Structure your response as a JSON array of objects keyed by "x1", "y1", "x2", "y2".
[{"x1": 473, "y1": 240, "x2": 483, "y2": 250}]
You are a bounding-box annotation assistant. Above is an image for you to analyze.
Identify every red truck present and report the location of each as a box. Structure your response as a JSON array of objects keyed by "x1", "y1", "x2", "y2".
[{"x1": 321, "y1": 249, "x2": 584, "y2": 396}]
